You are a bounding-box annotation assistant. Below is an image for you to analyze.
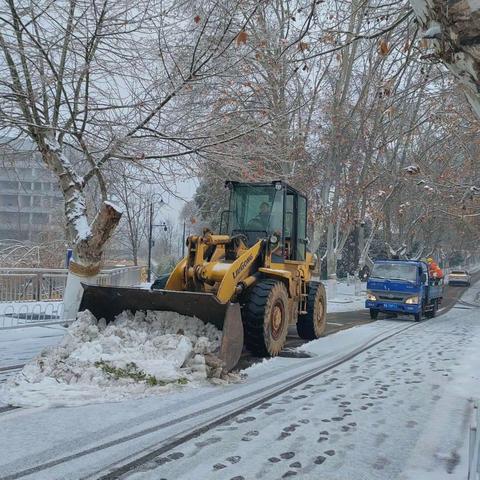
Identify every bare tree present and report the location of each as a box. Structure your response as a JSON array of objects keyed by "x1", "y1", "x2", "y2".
[
  {"x1": 409, "y1": 0, "x2": 480, "y2": 119},
  {"x1": 109, "y1": 165, "x2": 158, "y2": 266},
  {"x1": 0, "y1": 0, "x2": 260, "y2": 317}
]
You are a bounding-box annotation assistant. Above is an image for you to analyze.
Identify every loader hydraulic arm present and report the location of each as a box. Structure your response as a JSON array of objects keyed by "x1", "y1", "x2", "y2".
[
  {"x1": 215, "y1": 240, "x2": 264, "y2": 303},
  {"x1": 166, "y1": 232, "x2": 265, "y2": 304}
]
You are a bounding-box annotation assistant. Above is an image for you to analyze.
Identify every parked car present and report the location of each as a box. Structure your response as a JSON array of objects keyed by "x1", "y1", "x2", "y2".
[{"x1": 447, "y1": 269, "x2": 471, "y2": 286}]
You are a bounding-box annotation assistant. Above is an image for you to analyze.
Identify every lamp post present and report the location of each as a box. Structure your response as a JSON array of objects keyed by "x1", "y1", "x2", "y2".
[
  {"x1": 147, "y1": 200, "x2": 167, "y2": 282},
  {"x1": 182, "y1": 220, "x2": 186, "y2": 257}
]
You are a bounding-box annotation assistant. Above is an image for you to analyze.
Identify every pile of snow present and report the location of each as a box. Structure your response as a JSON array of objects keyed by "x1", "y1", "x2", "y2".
[{"x1": 1, "y1": 310, "x2": 239, "y2": 407}]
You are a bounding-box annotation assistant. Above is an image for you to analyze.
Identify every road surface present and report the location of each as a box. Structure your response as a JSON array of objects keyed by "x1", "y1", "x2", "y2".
[{"x1": 0, "y1": 280, "x2": 478, "y2": 480}]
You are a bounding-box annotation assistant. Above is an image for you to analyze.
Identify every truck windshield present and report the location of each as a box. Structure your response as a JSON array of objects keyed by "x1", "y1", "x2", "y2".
[{"x1": 371, "y1": 263, "x2": 417, "y2": 282}]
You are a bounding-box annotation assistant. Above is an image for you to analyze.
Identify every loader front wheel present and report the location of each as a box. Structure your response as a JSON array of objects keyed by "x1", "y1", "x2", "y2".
[
  {"x1": 242, "y1": 280, "x2": 289, "y2": 357},
  {"x1": 297, "y1": 281, "x2": 327, "y2": 340}
]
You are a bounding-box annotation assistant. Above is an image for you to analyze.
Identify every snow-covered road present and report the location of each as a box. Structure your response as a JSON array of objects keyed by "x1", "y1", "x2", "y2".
[
  {"x1": 0, "y1": 325, "x2": 66, "y2": 369},
  {"x1": 115, "y1": 285, "x2": 480, "y2": 480},
  {"x1": 0, "y1": 284, "x2": 478, "y2": 480}
]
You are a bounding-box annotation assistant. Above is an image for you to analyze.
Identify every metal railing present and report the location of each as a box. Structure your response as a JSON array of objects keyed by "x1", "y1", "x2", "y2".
[
  {"x1": 0, "y1": 266, "x2": 143, "y2": 303},
  {"x1": 0, "y1": 301, "x2": 64, "y2": 329},
  {"x1": 0, "y1": 266, "x2": 143, "y2": 329},
  {"x1": 96, "y1": 266, "x2": 144, "y2": 288},
  {"x1": 0, "y1": 271, "x2": 65, "y2": 302}
]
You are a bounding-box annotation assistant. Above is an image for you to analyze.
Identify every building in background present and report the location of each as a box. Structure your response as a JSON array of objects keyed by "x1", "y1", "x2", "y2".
[{"x1": 0, "y1": 139, "x2": 63, "y2": 241}]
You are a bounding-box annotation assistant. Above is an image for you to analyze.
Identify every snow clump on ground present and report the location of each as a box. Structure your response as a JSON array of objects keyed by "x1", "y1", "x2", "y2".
[{"x1": 1, "y1": 310, "x2": 242, "y2": 407}]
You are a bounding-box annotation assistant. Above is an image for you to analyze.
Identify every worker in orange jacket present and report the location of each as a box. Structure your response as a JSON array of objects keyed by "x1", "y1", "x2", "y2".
[{"x1": 426, "y1": 257, "x2": 444, "y2": 279}]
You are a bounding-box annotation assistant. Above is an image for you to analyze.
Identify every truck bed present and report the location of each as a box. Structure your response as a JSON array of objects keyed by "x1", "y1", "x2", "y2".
[{"x1": 427, "y1": 283, "x2": 443, "y2": 301}]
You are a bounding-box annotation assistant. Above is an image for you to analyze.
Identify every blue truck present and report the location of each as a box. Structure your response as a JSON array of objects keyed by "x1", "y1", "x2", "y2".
[{"x1": 365, "y1": 259, "x2": 444, "y2": 321}]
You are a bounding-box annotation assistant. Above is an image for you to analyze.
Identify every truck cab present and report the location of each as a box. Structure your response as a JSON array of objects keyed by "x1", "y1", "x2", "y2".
[{"x1": 365, "y1": 259, "x2": 443, "y2": 321}]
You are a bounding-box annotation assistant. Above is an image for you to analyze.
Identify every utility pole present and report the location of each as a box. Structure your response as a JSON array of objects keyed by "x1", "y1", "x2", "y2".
[
  {"x1": 147, "y1": 203, "x2": 154, "y2": 282},
  {"x1": 182, "y1": 220, "x2": 186, "y2": 257},
  {"x1": 147, "y1": 199, "x2": 167, "y2": 283}
]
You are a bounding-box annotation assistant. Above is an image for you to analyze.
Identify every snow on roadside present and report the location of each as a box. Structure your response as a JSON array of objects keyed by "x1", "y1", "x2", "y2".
[
  {"x1": 0, "y1": 325, "x2": 66, "y2": 367},
  {"x1": 325, "y1": 280, "x2": 366, "y2": 313},
  {"x1": 0, "y1": 309, "x2": 238, "y2": 408}
]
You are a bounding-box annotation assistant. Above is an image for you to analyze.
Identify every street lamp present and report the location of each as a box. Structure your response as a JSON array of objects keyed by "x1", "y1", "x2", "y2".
[{"x1": 147, "y1": 200, "x2": 167, "y2": 282}]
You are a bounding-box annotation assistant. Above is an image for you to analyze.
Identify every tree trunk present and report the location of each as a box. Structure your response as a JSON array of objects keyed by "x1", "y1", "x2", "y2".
[
  {"x1": 34, "y1": 134, "x2": 122, "y2": 320},
  {"x1": 326, "y1": 223, "x2": 337, "y2": 279},
  {"x1": 63, "y1": 201, "x2": 122, "y2": 320},
  {"x1": 410, "y1": 0, "x2": 480, "y2": 118},
  {"x1": 359, "y1": 220, "x2": 379, "y2": 270},
  {"x1": 357, "y1": 222, "x2": 365, "y2": 268}
]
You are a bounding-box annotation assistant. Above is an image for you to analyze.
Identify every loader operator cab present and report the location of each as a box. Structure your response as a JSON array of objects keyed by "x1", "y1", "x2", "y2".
[{"x1": 222, "y1": 181, "x2": 308, "y2": 261}]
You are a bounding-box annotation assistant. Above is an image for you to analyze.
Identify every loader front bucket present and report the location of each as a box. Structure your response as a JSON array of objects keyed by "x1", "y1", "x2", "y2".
[{"x1": 79, "y1": 284, "x2": 244, "y2": 371}]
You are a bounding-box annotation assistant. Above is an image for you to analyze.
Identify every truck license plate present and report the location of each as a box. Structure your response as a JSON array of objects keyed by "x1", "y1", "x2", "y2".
[{"x1": 384, "y1": 303, "x2": 397, "y2": 309}]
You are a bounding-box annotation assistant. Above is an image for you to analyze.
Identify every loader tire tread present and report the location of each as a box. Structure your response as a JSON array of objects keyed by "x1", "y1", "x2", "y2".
[
  {"x1": 297, "y1": 281, "x2": 327, "y2": 340},
  {"x1": 242, "y1": 279, "x2": 289, "y2": 357}
]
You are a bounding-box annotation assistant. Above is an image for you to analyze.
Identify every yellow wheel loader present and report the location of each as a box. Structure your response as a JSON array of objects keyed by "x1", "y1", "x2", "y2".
[{"x1": 79, "y1": 181, "x2": 326, "y2": 371}]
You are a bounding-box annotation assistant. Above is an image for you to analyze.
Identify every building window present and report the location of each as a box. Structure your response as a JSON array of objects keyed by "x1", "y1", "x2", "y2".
[
  {"x1": 0, "y1": 212, "x2": 19, "y2": 224},
  {"x1": 32, "y1": 213, "x2": 48, "y2": 224},
  {"x1": 17, "y1": 167, "x2": 32, "y2": 178},
  {"x1": 19, "y1": 196, "x2": 31, "y2": 208},
  {"x1": 0, "y1": 180, "x2": 18, "y2": 190},
  {"x1": 0, "y1": 195, "x2": 18, "y2": 207}
]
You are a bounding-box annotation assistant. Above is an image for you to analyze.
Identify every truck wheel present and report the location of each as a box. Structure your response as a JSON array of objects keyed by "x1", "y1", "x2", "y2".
[
  {"x1": 414, "y1": 304, "x2": 423, "y2": 322},
  {"x1": 370, "y1": 309, "x2": 379, "y2": 320},
  {"x1": 242, "y1": 280, "x2": 289, "y2": 357},
  {"x1": 425, "y1": 300, "x2": 437, "y2": 319},
  {"x1": 297, "y1": 282, "x2": 327, "y2": 340}
]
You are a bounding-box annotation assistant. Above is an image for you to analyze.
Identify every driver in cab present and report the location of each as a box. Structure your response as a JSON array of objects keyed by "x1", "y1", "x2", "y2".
[{"x1": 247, "y1": 202, "x2": 271, "y2": 231}]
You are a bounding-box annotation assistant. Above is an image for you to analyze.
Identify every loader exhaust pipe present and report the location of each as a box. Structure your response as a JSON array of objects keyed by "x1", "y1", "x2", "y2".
[{"x1": 79, "y1": 284, "x2": 244, "y2": 371}]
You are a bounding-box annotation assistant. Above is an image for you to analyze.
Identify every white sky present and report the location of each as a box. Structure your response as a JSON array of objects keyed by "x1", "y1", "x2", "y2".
[{"x1": 161, "y1": 177, "x2": 198, "y2": 224}]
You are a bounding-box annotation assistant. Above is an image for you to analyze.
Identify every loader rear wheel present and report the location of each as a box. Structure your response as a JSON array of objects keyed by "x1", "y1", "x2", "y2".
[
  {"x1": 297, "y1": 282, "x2": 327, "y2": 340},
  {"x1": 242, "y1": 280, "x2": 289, "y2": 357}
]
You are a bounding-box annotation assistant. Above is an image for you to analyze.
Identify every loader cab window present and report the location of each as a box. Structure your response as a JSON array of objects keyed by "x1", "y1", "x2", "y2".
[
  {"x1": 285, "y1": 191, "x2": 308, "y2": 261},
  {"x1": 227, "y1": 184, "x2": 283, "y2": 246},
  {"x1": 297, "y1": 195, "x2": 307, "y2": 260},
  {"x1": 225, "y1": 182, "x2": 308, "y2": 257}
]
